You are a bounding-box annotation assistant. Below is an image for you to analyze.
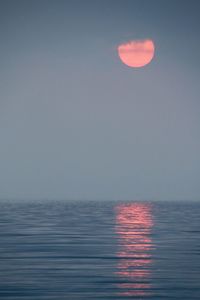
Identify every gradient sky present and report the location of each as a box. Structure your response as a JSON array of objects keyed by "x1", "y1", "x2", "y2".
[{"x1": 0, "y1": 0, "x2": 200, "y2": 201}]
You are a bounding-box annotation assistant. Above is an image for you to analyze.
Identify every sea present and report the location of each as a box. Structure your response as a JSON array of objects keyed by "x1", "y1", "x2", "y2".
[{"x1": 0, "y1": 200, "x2": 200, "y2": 299}]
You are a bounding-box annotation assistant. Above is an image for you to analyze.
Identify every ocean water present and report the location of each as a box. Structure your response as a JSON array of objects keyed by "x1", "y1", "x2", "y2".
[{"x1": 0, "y1": 200, "x2": 200, "y2": 299}]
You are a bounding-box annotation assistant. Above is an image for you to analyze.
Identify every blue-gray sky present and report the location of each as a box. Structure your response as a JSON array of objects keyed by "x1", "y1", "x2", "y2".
[{"x1": 0, "y1": 0, "x2": 200, "y2": 201}]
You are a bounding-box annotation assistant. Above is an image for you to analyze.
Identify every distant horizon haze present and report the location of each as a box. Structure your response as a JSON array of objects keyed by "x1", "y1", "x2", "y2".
[{"x1": 0, "y1": 0, "x2": 200, "y2": 201}]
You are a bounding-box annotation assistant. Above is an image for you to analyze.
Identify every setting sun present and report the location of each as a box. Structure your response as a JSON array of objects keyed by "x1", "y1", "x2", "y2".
[{"x1": 118, "y1": 39, "x2": 155, "y2": 68}]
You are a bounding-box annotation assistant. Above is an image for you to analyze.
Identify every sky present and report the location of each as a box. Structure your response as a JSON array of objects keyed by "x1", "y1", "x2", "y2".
[{"x1": 0, "y1": 0, "x2": 200, "y2": 201}]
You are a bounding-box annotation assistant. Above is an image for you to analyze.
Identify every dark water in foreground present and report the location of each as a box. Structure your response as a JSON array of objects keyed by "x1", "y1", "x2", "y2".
[{"x1": 0, "y1": 201, "x2": 200, "y2": 299}]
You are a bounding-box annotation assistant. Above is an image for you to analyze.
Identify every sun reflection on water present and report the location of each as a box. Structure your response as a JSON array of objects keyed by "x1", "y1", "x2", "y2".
[{"x1": 115, "y1": 203, "x2": 154, "y2": 297}]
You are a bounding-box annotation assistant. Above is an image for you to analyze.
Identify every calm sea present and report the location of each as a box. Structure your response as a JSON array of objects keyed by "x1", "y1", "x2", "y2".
[{"x1": 0, "y1": 200, "x2": 200, "y2": 299}]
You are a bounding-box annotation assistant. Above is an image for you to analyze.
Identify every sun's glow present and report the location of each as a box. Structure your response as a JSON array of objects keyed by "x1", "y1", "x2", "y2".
[{"x1": 118, "y1": 39, "x2": 155, "y2": 68}]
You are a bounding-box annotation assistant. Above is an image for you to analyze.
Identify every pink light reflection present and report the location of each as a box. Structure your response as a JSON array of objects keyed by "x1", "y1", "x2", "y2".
[{"x1": 115, "y1": 203, "x2": 154, "y2": 297}]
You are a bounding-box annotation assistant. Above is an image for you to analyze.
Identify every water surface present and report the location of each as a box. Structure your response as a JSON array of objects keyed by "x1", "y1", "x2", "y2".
[{"x1": 0, "y1": 200, "x2": 200, "y2": 299}]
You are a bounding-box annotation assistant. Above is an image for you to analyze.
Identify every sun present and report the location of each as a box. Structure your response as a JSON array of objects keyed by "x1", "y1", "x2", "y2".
[{"x1": 118, "y1": 39, "x2": 155, "y2": 68}]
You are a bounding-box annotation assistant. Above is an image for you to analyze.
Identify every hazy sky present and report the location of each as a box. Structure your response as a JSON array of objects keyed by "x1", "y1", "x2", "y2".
[{"x1": 0, "y1": 0, "x2": 200, "y2": 201}]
